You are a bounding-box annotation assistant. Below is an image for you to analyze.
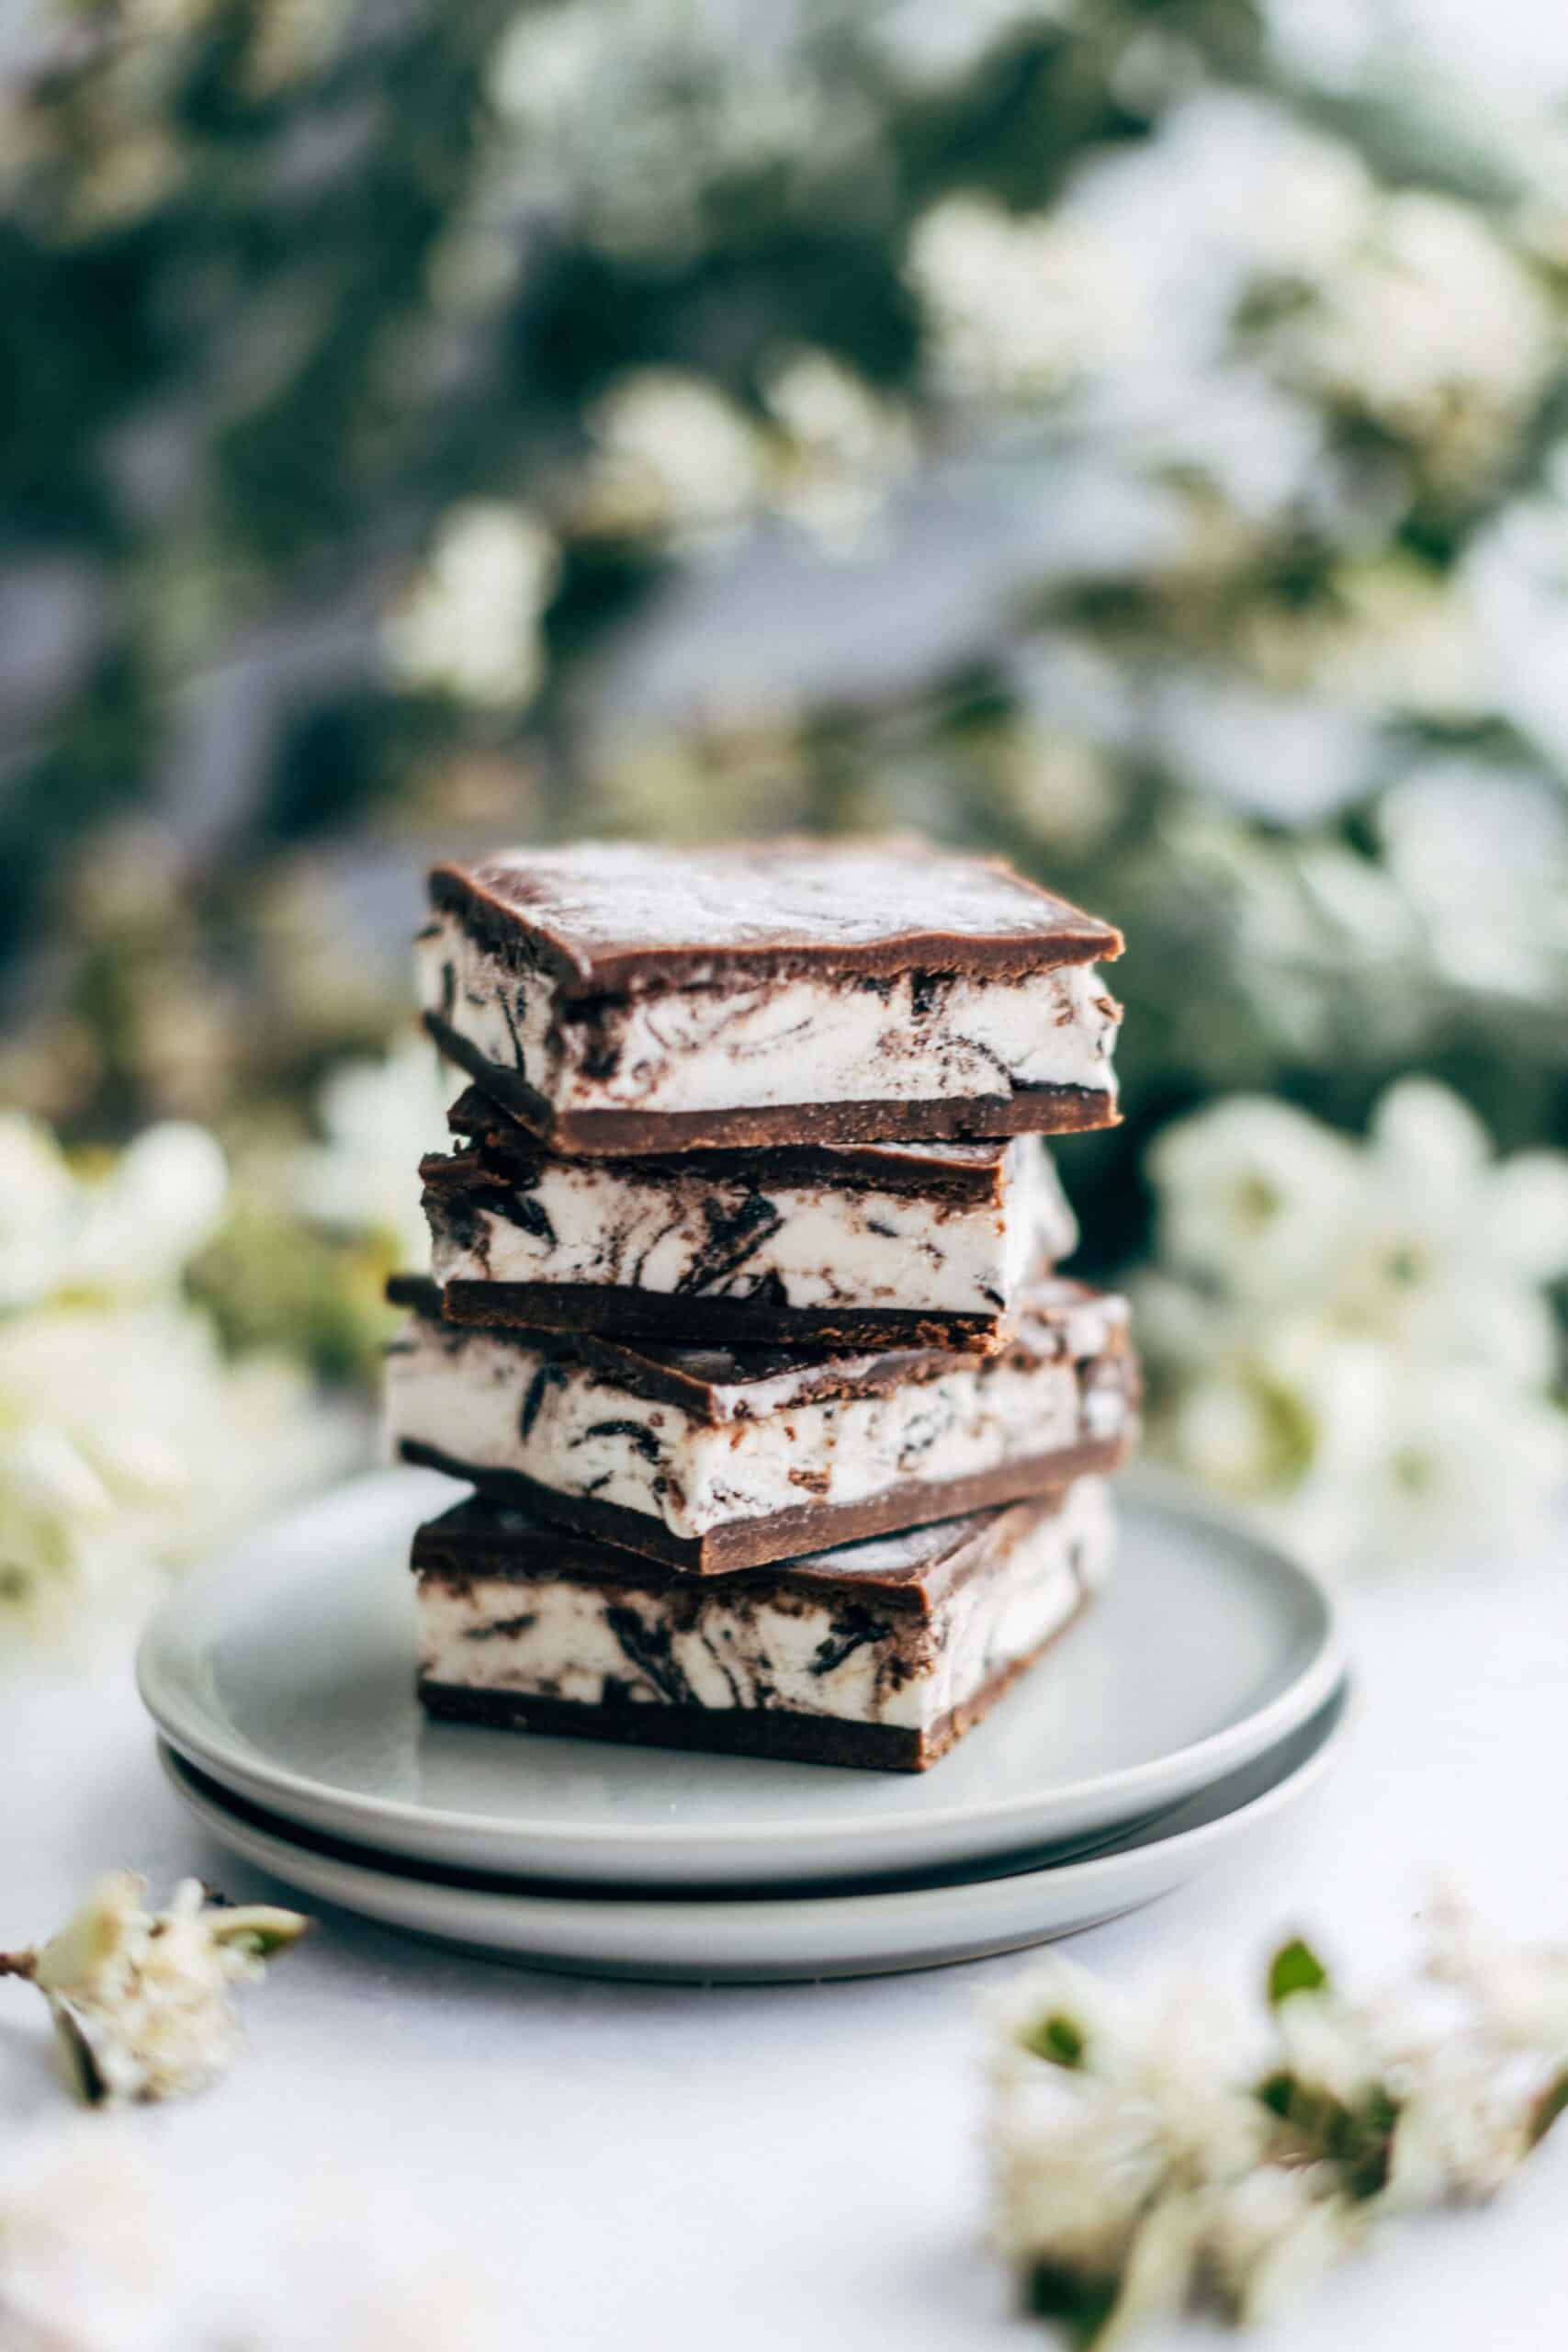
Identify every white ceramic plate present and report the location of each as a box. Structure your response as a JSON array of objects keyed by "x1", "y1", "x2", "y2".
[
  {"x1": 159, "y1": 1689, "x2": 1349, "y2": 1981},
  {"x1": 138, "y1": 1467, "x2": 1343, "y2": 1889}
]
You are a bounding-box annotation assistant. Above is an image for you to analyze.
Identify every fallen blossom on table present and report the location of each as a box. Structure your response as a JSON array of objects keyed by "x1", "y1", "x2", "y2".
[
  {"x1": 986, "y1": 1903, "x2": 1568, "y2": 2344},
  {"x1": 0, "y1": 1873, "x2": 308, "y2": 2108}
]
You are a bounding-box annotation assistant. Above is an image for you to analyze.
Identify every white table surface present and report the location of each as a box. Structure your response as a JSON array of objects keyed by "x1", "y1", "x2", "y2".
[{"x1": 5, "y1": 1520, "x2": 1568, "y2": 2349}]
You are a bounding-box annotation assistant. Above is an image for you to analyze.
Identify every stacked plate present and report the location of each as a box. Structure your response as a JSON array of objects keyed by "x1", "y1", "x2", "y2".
[{"x1": 139, "y1": 1467, "x2": 1349, "y2": 1983}]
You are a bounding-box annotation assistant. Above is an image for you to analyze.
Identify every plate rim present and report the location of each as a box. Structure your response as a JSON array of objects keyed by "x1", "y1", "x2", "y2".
[
  {"x1": 137, "y1": 1464, "x2": 1344, "y2": 1875},
  {"x1": 155, "y1": 1686, "x2": 1352, "y2": 1959}
]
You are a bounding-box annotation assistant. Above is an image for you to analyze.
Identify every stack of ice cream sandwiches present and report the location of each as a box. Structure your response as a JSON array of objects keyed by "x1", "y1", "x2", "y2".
[{"x1": 386, "y1": 838, "x2": 1138, "y2": 1771}]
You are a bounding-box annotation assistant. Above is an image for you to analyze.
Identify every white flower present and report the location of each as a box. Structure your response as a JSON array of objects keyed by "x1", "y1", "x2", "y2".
[
  {"x1": 762, "y1": 349, "x2": 915, "y2": 553},
  {"x1": 1148, "y1": 1095, "x2": 1362, "y2": 1305},
  {"x1": 1095, "y1": 2191, "x2": 1206, "y2": 2347},
  {"x1": 1258, "y1": 191, "x2": 1551, "y2": 473},
  {"x1": 383, "y1": 502, "x2": 558, "y2": 708},
  {"x1": 15, "y1": 1872, "x2": 307, "y2": 2107},
  {"x1": 1487, "y1": 1150, "x2": 1568, "y2": 1286},
  {"x1": 1290, "y1": 559, "x2": 1482, "y2": 718},
  {"x1": 992, "y1": 2093, "x2": 1170, "y2": 2284},
  {"x1": 0, "y1": 1116, "x2": 76, "y2": 1310},
  {"x1": 1262, "y1": 1082, "x2": 1568, "y2": 1394},
  {"x1": 1382, "y1": 2050, "x2": 1536, "y2": 2211},
  {"x1": 0, "y1": 1300, "x2": 357, "y2": 1645},
  {"x1": 585, "y1": 369, "x2": 763, "y2": 540},
  {"x1": 1379, "y1": 763, "x2": 1568, "y2": 1005},
  {"x1": 4, "y1": 1422, "x2": 117, "y2": 1527},
  {"x1": 1165, "y1": 1368, "x2": 1305, "y2": 1501},
  {"x1": 987, "y1": 1951, "x2": 1264, "y2": 2112},
  {"x1": 1148, "y1": 673, "x2": 1382, "y2": 825},
  {"x1": 1048, "y1": 94, "x2": 1368, "y2": 404},
  {"x1": 70, "y1": 1122, "x2": 229, "y2": 1298},
  {"x1": 987, "y1": 1957, "x2": 1272, "y2": 2306},
  {"x1": 1159, "y1": 554, "x2": 1482, "y2": 734},
  {"x1": 1204, "y1": 2168, "x2": 1359, "y2": 2324},
  {"x1": 1422, "y1": 1894, "x2": 1568, "y2": 2056},
  {"x1": 0, "y1": 1116, "x2": 225, "y2": 1312},
  {"x1": 1371, "y1": 1074, "x2": 1492, "y2": 1214},
  {"x1": 983, "y1": 725, "x2": 1122, "y2": 857},
  {"x1": 292, "y1": 1031, "x2": 449, "y2": 1269},
  {"x1": 1126, "y1": 1268, "x2": 1235, "y2": 1368},
  {"x1": 0, "y1": 1109, "x2": 361, "y2": 1646},
  {"x1": 1144, "y1": 1080, "x2": 1568, "y2": 1572},
  {"x1": 1464, "y1": 493, "x2": 1568, "y2": 771},
  {"x1": 986, "y1": 1951, "x2": 1319, "y2": 2340},
  {"x1": 1271, "y1": 1986, "x2": 1388, "y2": 2110},
  {"x1": 987, "y1": 1916, "x2": 1568, "y2": 2339},
  {"x1": 483, "y1": 0, "x2": 847, "y2": 257},
  {"x1": 907, "y1": 197, "x2": 1141, "y2": 401},
  {"x1": 1325, "y1": 1080, "x2": 1568, "y2": 1375},
  {"x1": 1289, "y1": 1352, "x2": 1565, "y2": 1571}
]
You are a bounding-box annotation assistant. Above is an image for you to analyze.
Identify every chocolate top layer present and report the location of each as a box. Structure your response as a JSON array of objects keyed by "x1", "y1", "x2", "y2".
[
  {"x1": 412, "y1": 1490, "x2": 1068, "y2": 1611},
  {"x1": 387, "y1": 1272, "x2": 1129, "y2": 1422},
  {"x1": 437, "y1": 1085, "x2": 1019, "y2": 1204},
  {"x1": 426, "y1": 837, "x2": 1122, "y2": 999}
]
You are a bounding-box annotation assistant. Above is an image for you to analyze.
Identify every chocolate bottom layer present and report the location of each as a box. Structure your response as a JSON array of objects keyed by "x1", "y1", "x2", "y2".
[
  {"x1": 423, "y1": 1013, "x2": 1117, "y2": 1154},
  {"x1": 399, "y1": 1432, "x2": 1130, "y2": 1571},
  {"x1": 418, "y1": 1616, "x2": 1083, "y2": 1773},
  {"x1": 439, "y1": 1278, "x2": 1005, "y2": 1353}
]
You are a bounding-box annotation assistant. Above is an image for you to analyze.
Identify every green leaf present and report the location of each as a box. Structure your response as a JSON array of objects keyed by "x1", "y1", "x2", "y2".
[
  {"x1": 1256, "y1": 2070, "x2": 1399, "y2": 2199},
  {"x1": 1257, "y1": 2068, "x2": 1298, "y2": 2120},
  {"x1": 1528, "y1": 2067, "x2": 1568, "y2": 2150},
  {"x1": 1342, "y1": 2129, "x2": 1394, "y2": 2200},
  {"x1": 1024, "y1": 2010, "x2": 1088, "y2": 2068},
  {"x1": 49, "y1": 1998, "x2": 109, "y2": 2107},
  {"x1": 1268, "y1": 1938, "x2": 1329, "y2": 2005},
  {"x1": 207, "y1": 1904, "x2": 310, "y2": 1958},
  {"x1": 1336, "y1": 2086, "x2": 1401, "y2": 2200},
  {"x1": 1026, "y1": 2261, "x2": 1120, "y2": 2347}
]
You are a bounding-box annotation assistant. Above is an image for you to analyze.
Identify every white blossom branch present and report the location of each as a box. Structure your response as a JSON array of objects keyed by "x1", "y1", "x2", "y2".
[
  {"x1": 0, "y1": 1872, "x2": 308, "y2": 2107},
  {"x1": 987, "y1": 1902, "x2": 1568, "y2": 2344}
]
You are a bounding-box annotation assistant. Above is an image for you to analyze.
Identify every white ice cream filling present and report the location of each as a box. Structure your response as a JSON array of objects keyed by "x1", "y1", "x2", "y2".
[
  {"x1": 417, "y1": 1479, "x2": 1114, "y2": 1729},
  {"x1": 385, "y1": 1301, "x2": 1129, "y2": 1540},
  {"x1": 418, "y1": 909, "x2": 1119, "y2": 1115},
  {"x1": 429, "y1": 1136, "x2": 1077, "y2": 1315}
]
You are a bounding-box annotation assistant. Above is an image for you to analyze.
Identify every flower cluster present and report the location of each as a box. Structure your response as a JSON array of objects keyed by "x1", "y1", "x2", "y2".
[
  {"x1": 1137, "y1": 1080, "x2": 1568, "y2": 1570},
  {"x1": 987, "y1": 1904, "x2": 1568, "y2": 2343},
  {"x1": 382, "y1": 502, "x2": 559, "y2": 710},
  {"x1": 568, "y1": 356, "x2": 915, "y2": 560},
  {"x1": 0, "y1": 1115, "x2": 356, "y2": 1644},
  {"x1": 3, "y1": 1872, "x2": 307, "y2": 2108},
  {"x1": 906, "y1": 198, "x2": 1141, "y2": 402}
]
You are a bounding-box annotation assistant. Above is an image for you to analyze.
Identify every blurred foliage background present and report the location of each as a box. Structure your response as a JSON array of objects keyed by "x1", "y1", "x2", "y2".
[{"x1": 2, "y1": 0, "x2": 1567, "y2": 1605}]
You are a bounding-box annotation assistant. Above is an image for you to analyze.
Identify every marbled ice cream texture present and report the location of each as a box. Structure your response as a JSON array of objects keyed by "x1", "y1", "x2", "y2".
[
  {"x1": 426, "y1": 1135, "x2": 1077, "y2": 1317},
  {"x1": 417, "y1": 907, "x2": 1120, "y2": 1119},
  {"x1": 417, "y1": 1480, "x2": 1113, "y2": 1732},
  {"x1": 385, "y1": 1291, "x2": 1132, "y2": 1542}
]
